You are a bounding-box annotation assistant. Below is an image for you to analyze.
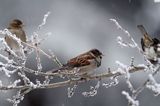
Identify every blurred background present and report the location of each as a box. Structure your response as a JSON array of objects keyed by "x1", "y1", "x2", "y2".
[{"x1": 0, "y1": 0, "x2": 160, "y2": 106}]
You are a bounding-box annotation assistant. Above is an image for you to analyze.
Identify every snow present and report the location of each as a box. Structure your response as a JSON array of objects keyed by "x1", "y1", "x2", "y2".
[
  {"x1": 122, "y1": 91, "x2": 139, "y2": 106},
  {"x1": 146, "y1": 74, "x2": 160, "y2": 96}
]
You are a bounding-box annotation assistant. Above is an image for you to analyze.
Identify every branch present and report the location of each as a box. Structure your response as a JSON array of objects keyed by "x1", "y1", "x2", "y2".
[{"x1": 0, "y1": 65, "x2": 145, "y2": 91}]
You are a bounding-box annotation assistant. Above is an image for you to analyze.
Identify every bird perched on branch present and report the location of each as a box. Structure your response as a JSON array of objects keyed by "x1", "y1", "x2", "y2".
[
  {"x1": 137, "y1": 25, "x2": 160, "y2": 64},
  {"x1": 5, "y1": 19, "x2": 27, "y2": 55},
  {"x1": 48, "y1": 49, "x2": 103, "y2": 77}
]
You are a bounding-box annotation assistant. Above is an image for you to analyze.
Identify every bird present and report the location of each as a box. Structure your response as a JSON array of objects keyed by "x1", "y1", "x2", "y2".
[
  {"x1": 137, "y1": 25, "x2": 160, "y2": 64},
  {"x1": 5, "y1": 19, "x2": 27, "y2": 55},
  {"x1": 47, "y1": 49, "x2": 103, "y2": 77}
]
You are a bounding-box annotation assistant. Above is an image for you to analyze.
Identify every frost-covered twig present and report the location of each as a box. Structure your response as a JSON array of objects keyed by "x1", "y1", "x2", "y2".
[
  {"x1": 146, "y1": 74, "x2": 160, "y2": 96},
  {"x1": 38, "y1": 11, "x2": 51, "y2": 30},
  {"x1": 82, "y1": 81, "x2": 100, "y2": 97},
  {"x1": 110, "y1": 18, "x2": 160, "y2": 105},
  {"x1": 49, "y1": 50, "x2": 63, "y2": 67},
  {"x1": 0, "y1": 65, "x2": 145, "y2": 90},
  {"x1": 102, "y1": 76, "x2": 119, "y2": 88},
  {"x1": 122, "y1": 91, "x2": 139, "y2": 106},
  {"x1": 110, "y1": 18, "x2": 152, "y2": 65},
  {"x1": 68, "y1": 84, "x2": 78, "y2": 98},
  {"x1": 21, "y1": 41, "x2": 62, "y2": 66},
  {"x1": 133, "y1": 65, "x2": 160, "y2": 98}
]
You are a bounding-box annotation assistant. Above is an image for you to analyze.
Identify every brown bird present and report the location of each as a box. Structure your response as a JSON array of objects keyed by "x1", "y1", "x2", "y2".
[
  {"x1": 137, "y1": 25, "x2": 160, "y2": 64},
  {"x1": 48, "y1": 49, "x2": 103, "y2": 77},
  {"x1": 5, "y1": 19, "x2": 27, "y2": 54}
]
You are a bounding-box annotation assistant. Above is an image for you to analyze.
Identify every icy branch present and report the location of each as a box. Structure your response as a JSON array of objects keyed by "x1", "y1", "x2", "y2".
[
  {"x1": 146, "y1": 74, "x2": 160, "y2": 96},
  {"x1": 122, "y1": 91, "x2": 139, "y2": 106},
  {"x1": 0, "y1": 65, "x2": 145, "y2": 91},
  {"x1": 68, "y1": 84, "x2": 78, "y2": 98},
  {"x1": 82, "y1": 81, "x2": 100, "y2": 97},
  {"x1": 110, "y1": 18, "x2": 152, "y2": 65},
  {"x1": 38, "y1": 11, "x2": 51, "y2": 30}
]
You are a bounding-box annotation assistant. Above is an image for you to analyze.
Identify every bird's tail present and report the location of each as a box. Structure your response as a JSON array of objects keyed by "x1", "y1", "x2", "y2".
[{"x1": 137, "y1": 25, "x2": 152, "y2": 40}]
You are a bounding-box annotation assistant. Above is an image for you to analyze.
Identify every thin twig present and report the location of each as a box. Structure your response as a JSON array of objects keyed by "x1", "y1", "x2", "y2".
[
  {"x1": 0, "y1": 66, "x2": 145, "y2": 91},
  {"x1": 133, "y1": 65, "x2": 160, "y2": 98}
]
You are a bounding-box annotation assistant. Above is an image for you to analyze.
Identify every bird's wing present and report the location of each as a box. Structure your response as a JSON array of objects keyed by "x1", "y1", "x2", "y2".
[
  {"x1": 5, "y1": 35, "x2": 20, "y2": 50},
  {"x1": 47, "y1": 53, "x2": 95, "y2": 74},
  {"x1": 67, "y1": 53, "x2": 94, "y2": 67},
  {"x1": 8, "y1": 28, "x2": 26, "y2": 42},
  {"x1": 20, "y1": 30, "x2": 27, "y2": 42},
  {"x1": 141, "y1": 38, "x2": 145, "y2": 51},
  {"x1": 5, "y1": 28, "x2": 20, "y2": 50},
  {"x1": 138, "y1": 25, "x2": 153, "y2": 47}
]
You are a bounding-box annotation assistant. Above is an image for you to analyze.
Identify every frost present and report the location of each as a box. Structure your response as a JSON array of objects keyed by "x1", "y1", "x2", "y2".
[
  {"x1": 122, "y1": 91, "x2": 139, "y2": 106},
  {"x1": 30, "y1": 16, "x2": 53, "y2": 72},
  {"x1": 4, "y1": 29, "x2": 25, "y2": 58},
  {"x1": 146, "y1": 74, "x2": 160, "y2": 96},
  {"x1": 116, "y1": 61, "x2": 131, "y2": 79},
  {"x1": 36, "y1": 52, "x2": 42, "y2": 72},
  {"x1": 0, "y1": 53, "x2": 13, "y2": 63},
  {"x1": 103, "y1": 77, "x2": 119, "y2": 88},
  {"x1": 116, "y1": 61, "x2": 127, "y2": 69},
  {"x1": 116, "y1": 60, "x2": 136, "y2": 97},
  {"x1": 1, "y1": 67, "x2": 11, "y2": 77},
  {"x1": 115, "y1": 61, "x2": 130, "y2": 77},
  {"x1": 116, "y1": 36, "x2": 136, "y2": 48},
  {"x1": 0, "y1": 64, "x2": 18, "y2": 77},
  {"x1": 49, "y1": 50, "x2": 63, "y2": 67},
  {"x1": 18, "y1": 72, "x2": 30, "y2": 85},
  {"x1": 110, "y1": 18, "x2": 141, "y2": 51},
  {"x1": 43, "y1": 76, "x2": 50, "y2": 85},
  {"x1": 36, "y1": 79, "x2": 42, "y2": 88},
  {"x1": 38, "y1": 11, "x2": 51, "y2": 30},
  {"x1": 82, "y1": 81, "x2": 100, "y2": 97},
  {"x1": 117, "y1": 36, "x2": 128, "y2": 47},
  {"x1": 137, "y1": 64, "x2": 147, "y2": 68},
  {"x1": 8, "y1": 80, "x2": 21, "y2": 88},
  {"x1": 68, "y1": 85, "x2": 77, "y2": 98},
  {"x1": 7, "y1": 90, "x2": 24, "y2": 106},
  {"x1": 0, "y1": 12, "x2": 54, "y2": 106}
]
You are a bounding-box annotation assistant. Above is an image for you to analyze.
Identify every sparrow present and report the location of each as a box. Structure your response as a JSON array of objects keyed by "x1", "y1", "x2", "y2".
[
  {"x1": 137, "y1": 25, "x2": 160, "y2": 64},
  {"x1": 5, "y1": 19, "x2": 27, "y2": 54},
  {"x1": 48, "y1": 49, "x2": 103, "y2": 77}
]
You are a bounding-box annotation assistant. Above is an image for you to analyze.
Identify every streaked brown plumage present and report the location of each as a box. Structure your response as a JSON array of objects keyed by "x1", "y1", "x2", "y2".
[
  {"x1": 48, "y1": 49, "x2": 103, "y2": 76},
  {"x1": 68, "y1": 49, "x2": 102, "y2": 67},
  {"x1": 137, "y1": 25, "x2": 154, "y2": 48},
  {"x1": 137, "y1": 25, "x2": 160, "y2": 64},
  {"x1": 5, "y1": 19, "x2": 27, "y2": 52}
]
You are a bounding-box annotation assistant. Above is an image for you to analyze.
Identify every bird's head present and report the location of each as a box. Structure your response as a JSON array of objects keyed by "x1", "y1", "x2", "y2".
[
  {"x1": 9, "y1": 19, "x2": 24, "y2": 28},
  {"x1": 90, "y1": 49, "x2": 103, "y2": 67}
]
